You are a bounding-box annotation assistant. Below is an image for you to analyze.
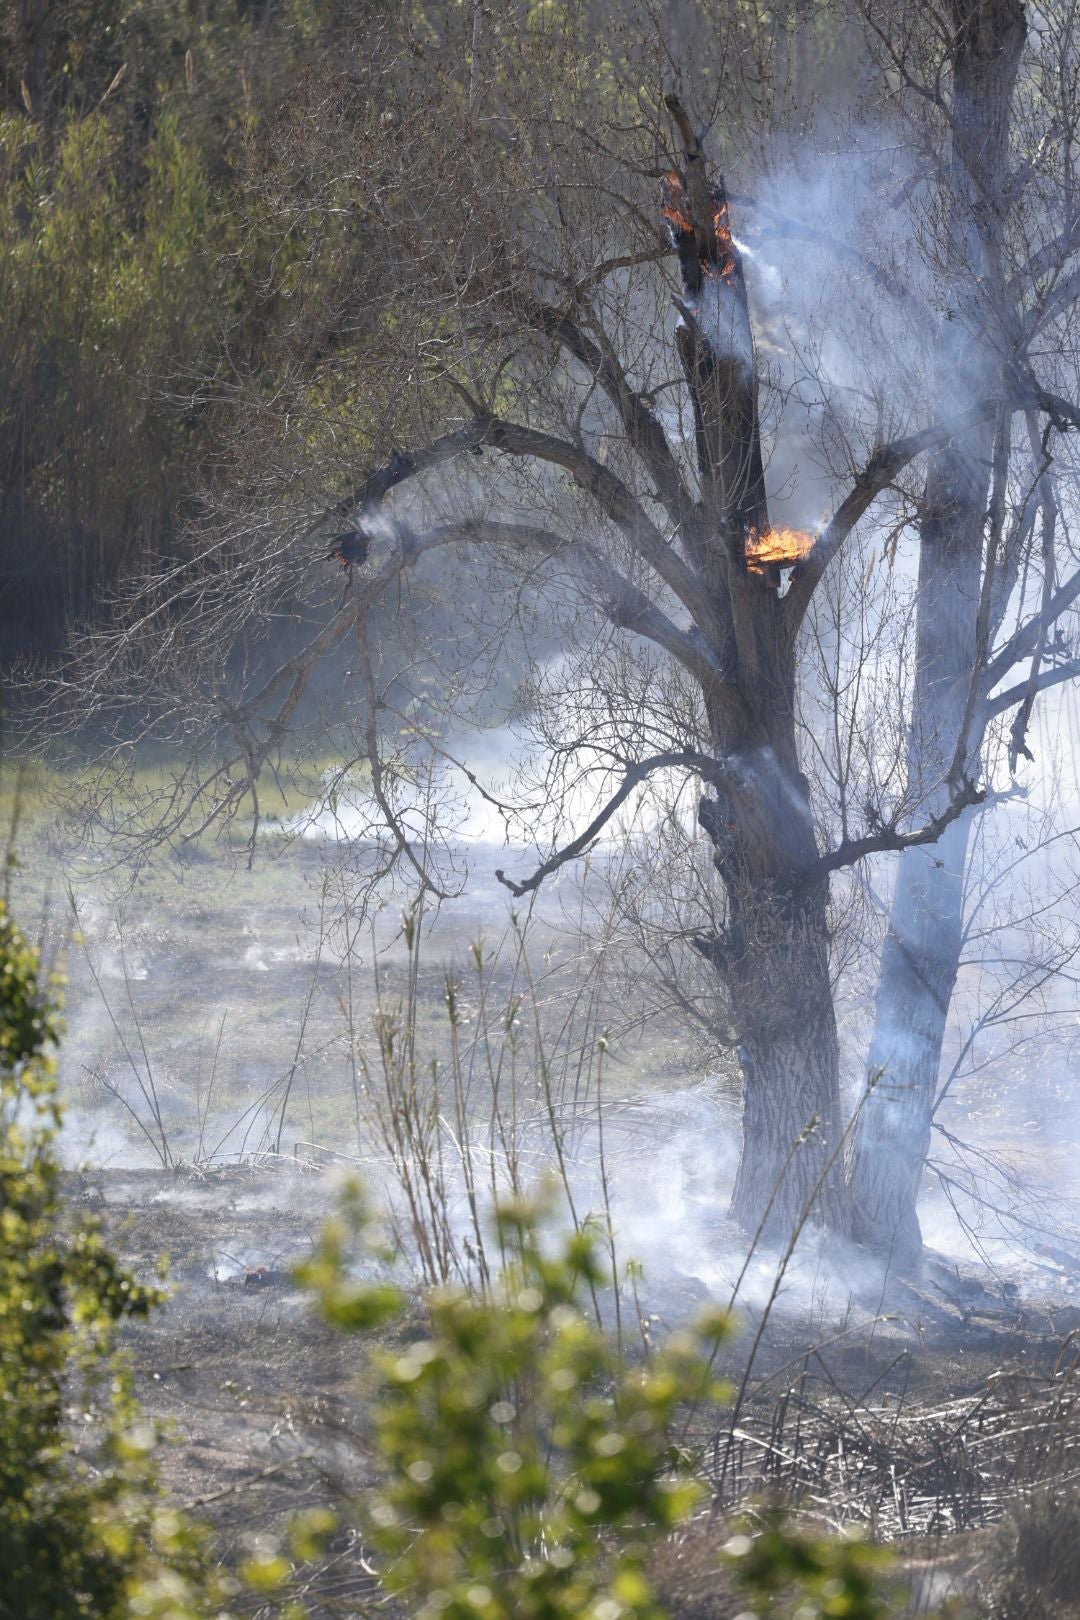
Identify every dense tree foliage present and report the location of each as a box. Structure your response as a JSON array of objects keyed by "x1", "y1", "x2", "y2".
[{"x1": 0, "y1": 0, "x2": 355, "y2": 647}]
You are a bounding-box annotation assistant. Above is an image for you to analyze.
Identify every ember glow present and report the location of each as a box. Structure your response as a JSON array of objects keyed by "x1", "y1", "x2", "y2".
[
  {"x1": 744, "y1": 524, "x2": 816, "y2": 574},
  {"x1": 660, "y1": 170, "x2": 737, "y2": 288}
]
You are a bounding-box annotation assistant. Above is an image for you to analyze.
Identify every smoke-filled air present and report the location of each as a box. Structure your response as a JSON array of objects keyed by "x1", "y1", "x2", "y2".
[{"x1": 7, "y1": 3, "x2": 1080, "y2": 1616}]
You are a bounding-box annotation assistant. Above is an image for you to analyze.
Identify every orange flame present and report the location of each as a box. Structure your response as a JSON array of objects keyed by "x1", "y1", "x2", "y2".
[
  {"x1": 660, "y1": 170, "x2": 695, "y2": 237},
  {"x1": 661, "y1": 171, "x2": 737, "y2": 287},
  {"x1": 745, "y1": 525, "x2": 816, "y2": 574}
]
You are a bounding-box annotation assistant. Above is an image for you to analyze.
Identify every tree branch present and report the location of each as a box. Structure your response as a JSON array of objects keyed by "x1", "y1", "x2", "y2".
[
  {"x1": 983, "y1": 561, "x2": 1080, "y2": 685},
  {"x1": 495, "y1": 750, "x2": 718, "y2": 898},
  {"x1": 783, "y1": 401, "x2": 999, "y2": 627},
  {"x1": 802, "y1": 777, "x2": 986, "y2": 885},
  {"x1": 217, "y1": 516, "x2": 737, "y2": 854},
  {"x1": 320, "y1": 414, "x2": 726, "y2": 644},
  {"x1": 983, "y1": 657, "x2": 1080, "y2": 722},
  {"x1": 513, "y1": 294, "x2": 702, "y2": 540},
  {"x1": 415, "y1": 519, "x2": 731, "y2": 691},
  {"x1": 1004, "y1": 413, "x2": 1058, "y2": 772}
]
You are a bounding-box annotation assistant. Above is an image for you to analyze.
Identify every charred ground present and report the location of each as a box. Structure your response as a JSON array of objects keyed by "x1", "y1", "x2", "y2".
[{"x1": 68, "y1": 1161, "x2": 1080, "y2": 1618}]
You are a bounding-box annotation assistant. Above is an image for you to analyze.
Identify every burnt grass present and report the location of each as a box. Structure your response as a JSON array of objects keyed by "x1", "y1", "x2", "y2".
[{"x1": 70, "y1": 1163, "x2": 1080, "y2": 1619}]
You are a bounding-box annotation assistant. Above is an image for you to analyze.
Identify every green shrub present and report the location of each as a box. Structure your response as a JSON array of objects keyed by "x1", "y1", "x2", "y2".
[
  {"x1": 300, "y1": 1188, "x2": 913, "y2": 1620},
  {"x1": 0, "y1": 899, "x2": 220, "y2": 1620},
  {"x1": 298, "y1": 1187, "x2": 725, "y2": 1620}
]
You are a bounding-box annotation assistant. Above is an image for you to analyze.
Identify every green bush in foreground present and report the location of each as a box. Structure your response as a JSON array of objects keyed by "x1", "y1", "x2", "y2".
[
  {"x1": 0, "y1": 892, "x2": 915, "y2": 1620},
  {"x1": 0, "y1": 899, "x2": 223, "y2": 1620},
  {"x1": 298, "y1": 1189, "x2": 909, "y2": 1620}
]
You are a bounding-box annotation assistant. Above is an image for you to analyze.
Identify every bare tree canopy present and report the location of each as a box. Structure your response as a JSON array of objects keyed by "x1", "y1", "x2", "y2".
[{"x1": 24, "y1": 0, "x2": 1080, "y2": 1255}]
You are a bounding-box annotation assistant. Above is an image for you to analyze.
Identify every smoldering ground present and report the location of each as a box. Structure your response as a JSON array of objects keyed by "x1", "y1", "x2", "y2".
[{"x1": 47, "y1": 792, "x2": 1080, "y2": 1325}]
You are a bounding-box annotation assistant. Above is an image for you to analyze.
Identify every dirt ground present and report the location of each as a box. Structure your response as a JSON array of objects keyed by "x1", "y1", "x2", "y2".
[{"x1": 72, "y1": 1162, "x2": 1080, "y2": 1618}]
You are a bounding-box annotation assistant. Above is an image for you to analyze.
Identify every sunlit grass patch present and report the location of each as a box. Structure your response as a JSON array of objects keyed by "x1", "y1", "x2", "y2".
[{"x1": 0, "y1": 755, "x2": 67, "y2": 840}]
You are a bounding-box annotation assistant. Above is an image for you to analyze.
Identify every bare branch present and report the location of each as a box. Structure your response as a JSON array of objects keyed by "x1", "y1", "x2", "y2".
[
  {"x1": 784, "y1": 401, "x2": 1000, "y2": 627},
  {"x1": 803, "y1": 777, "x2": 986, "y2": 885},
  {"x1": 983, "y1": 657, "x2": 1080, "y2": 722},
  {"x1": 321, "y1": 414, "x2": 726, "y2": 645},
  {"x1": 194, "y1": 516, "x2": 737, "y2": 851},
  {"x1": 558, "y1": 248, "x2": 666, "y2": 300},
  {"x1": 513, "y1": 294, "x2": 702, "y2": 540},
  {"x1": 984, "y1": 562, "x2": 1080, "y2": 685},
  {"x1": 353, "y1": 615, "x2": 457, "y2": 901},
  {"x1": 495, "y1": 749, "x2": 717, "y2": 898},
  {"x1": 1004, "y1": 413, "x2": 1059, "y2": 772},
  {"x1": 416, "y1": 518, "x2": 732, "y2": 692}
]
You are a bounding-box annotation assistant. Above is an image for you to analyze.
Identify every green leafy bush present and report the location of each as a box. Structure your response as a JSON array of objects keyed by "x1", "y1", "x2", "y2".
[
  {"x1": 721, "y1": 1511, "x2": 900, "y2": 1619},
  {"x1": 0, "y1": 899, "x2": 219, "y2": 1620},
  {"x1": 300, "y1": 1188, "x2": 913, "y2": 1620},
  {"x1": 299, "y1": 1187, "x2": 727, "y2": 1620}
]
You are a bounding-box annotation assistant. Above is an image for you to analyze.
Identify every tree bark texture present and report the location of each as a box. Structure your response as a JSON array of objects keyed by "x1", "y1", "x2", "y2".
[
  {"x1": 851, "y1": 0, "x2": 1026, "y2": 1262},
  {"x1": 661, "y1": 134, "x2": 848, "y2": 1238}
]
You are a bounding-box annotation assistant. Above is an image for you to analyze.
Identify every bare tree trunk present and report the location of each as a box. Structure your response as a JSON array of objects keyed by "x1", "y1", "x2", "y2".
[
  {"x1": 852, "y1": 813, "x2": 977, "y2": 1263},
  {"x1": 696, "y1": 698, "x2": 846, "y2": 1236},
  {"x1": 661, "y1": 114, "x2": 849, "y2": 1239},
  {"x1": 850, "y1": 0, "x2": 1025, "y2": 1262},
  {"x1": 724, "y1": 871, "x2": 844, "y2": 1235}
]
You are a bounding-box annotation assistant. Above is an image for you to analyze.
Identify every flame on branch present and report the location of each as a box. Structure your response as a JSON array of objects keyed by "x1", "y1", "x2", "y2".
[
  {"x1": 744, "y1": 524, "x2": 816, "y2": 575},
  {"x1": 660, "y1": 170, "x2": 737, "y2": 290}
]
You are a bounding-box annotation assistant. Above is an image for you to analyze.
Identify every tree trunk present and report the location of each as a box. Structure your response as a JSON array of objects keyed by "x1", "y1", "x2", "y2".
[
  {"x1": 850, "y1": 0, "x2": 1025, "y2": 1262},
  {"x1": 851, "y1": 818, "x2": 975, "y2": 1263},
  {"x1": 698, "y1": 725, "x2": 847, "y2": 1239},
  {"x1": 726, "y1": 877, "x2": 845, "y2": 1237},
  {"x1": 661, "y1": 131, "x2": 848, "y2": 1240}
]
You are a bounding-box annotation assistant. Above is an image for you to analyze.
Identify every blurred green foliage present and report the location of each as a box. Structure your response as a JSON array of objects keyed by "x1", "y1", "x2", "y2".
[
  {"x1": 0, "y1": 0, "x2": 341, "y2": 646},
  {"x1": 722, "y1": 1512, "x2": 904, "y2": 1619},
  {"x1": 0, "y1": 898, "x2": 222, "y2": 1618},
  {"x1": 300, "y1": 1184, "x2": 918, "y2": 1620},
  {"x1": 299, "y1": 1184, "x2": 727, "y2": 1620}
]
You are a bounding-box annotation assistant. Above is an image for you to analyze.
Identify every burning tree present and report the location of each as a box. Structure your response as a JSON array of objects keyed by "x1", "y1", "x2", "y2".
[{"x1": 41, "y1": 2, "x2": 1080, "y2": 1253}]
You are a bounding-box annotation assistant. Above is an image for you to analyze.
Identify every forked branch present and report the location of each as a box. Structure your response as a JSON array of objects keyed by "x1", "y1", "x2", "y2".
[
  {"x1": 316, "y1": 412, "x2": 724, "y2": 642},
  {"x1": 803, "y1": 776, "x2": 986, "y2": 886},
  {"x1": 495, "y1": 749, "x2": 718, "y2": 898},
  {"x1": 784, "y1": 402, "x2": 999, "y2": 627}
]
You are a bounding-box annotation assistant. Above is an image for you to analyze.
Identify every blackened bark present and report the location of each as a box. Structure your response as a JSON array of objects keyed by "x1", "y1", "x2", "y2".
[
  {"x1": 662, "y1": 114, "x2": 848, "y2": 1239},
  {"x1": 696, "y1": 725, "x2": 847, "y2": 1236},
  {"x1": 850, "y1": 0, "x2": 1025, "y2": 1262}
]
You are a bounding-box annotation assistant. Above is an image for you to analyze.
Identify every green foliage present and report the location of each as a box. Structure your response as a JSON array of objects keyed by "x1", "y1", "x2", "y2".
[
  {"x1": 0, "y1": 1, "x2": 336, "y2": 643},
  {"x1": 301, "y1": 1187, "x2": 918, "y2": 1620},
  {"x1": 723, "y1": 1512, "x2": 900, "y2": 1620},
  {"x1": 301, "y1": 1186, "x2": 727, "y2": 1620},
  {"x1": 0, "y1": 899, "x2": 220, "y2": 1620},
  {"x1": 0, "y1": 94, "x2": 228, "y2": 633}
]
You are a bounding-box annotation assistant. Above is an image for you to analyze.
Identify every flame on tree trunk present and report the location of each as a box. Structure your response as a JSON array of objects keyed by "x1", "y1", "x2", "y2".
[{"x1": 661, "y1": 104, "x2": 847, "y2": 1238}]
